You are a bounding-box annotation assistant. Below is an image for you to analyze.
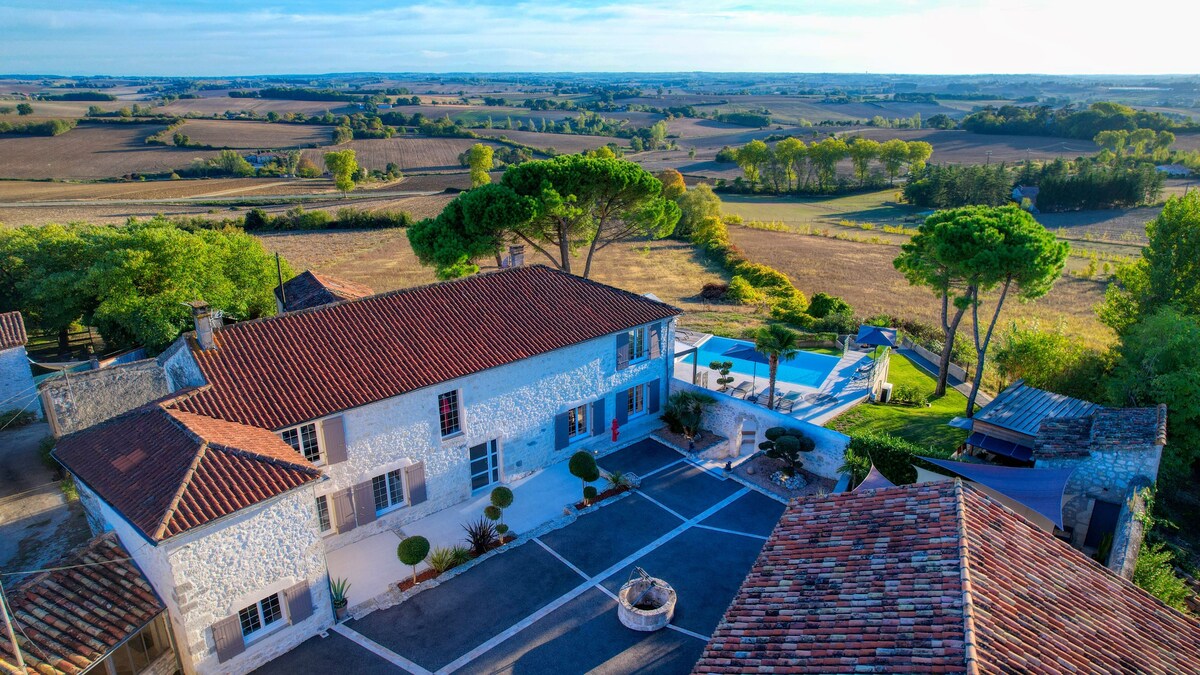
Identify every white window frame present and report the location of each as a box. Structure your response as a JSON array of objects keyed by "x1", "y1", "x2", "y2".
[
  {"x1": 438, "y1": 390, "x2": 463, "y2": 439},
  {"x1": 237, "y1": 593, "x2": 285, "y2": 644},
  {"x1": 372, "y1": 469, "x2": 406, "y2": 516},
  {"x1": 315, "y1": 494, "x2": 333, "y2": 535},
  {"x1": 469, "y1": 440, "x2": 501, "y2": 492},
  {"x1": 626, "y1": 383, "x2": 648, "y2": 419},
  {"x1": 279, "y1": 422, "x2": 323, "y2": 465},
  {"x1": 567, "y1": 404, "x2": 589, "y2": 442},
  {"x1": 628, "y1": 326, "x2": 648, "y2": 363}
]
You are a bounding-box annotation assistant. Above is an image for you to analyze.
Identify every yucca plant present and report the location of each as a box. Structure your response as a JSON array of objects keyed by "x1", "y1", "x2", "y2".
[
  {"x1": 329, "y1": 577, "x2": 351, "y2": 609},
  {"x1": 428, "y1": 546, "x2": 459, "y2": 574},
  {"x1": 464, "y1": 517, "x2": 498, "y2": 556}
]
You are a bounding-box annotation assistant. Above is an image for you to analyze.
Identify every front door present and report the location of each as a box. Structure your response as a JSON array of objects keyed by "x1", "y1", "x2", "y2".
[
  {"x1": 469, "y1": 440, "x2": 500, "y2": 492},
  {"x1": 1084, "y1": 499, "x2": 1122, "y2": 549}
]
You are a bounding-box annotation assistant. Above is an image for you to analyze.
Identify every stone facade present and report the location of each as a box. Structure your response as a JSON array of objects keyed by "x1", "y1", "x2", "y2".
[
  {"x1": 672, "y1": 380, "x2": 849, "y2": 480},
  {"x1": 1036, "y1": 445, "x2": 1162, "y2": 549},
  {"x1": 321, "y1": 319, "x2": 677, "y2": 551},
  {"x1": 77, "y1": 480, "x2": 332, "y2": 675},
  {"x1": 0, "y1": 344, "x2": 38, "y2": 417},
  {"x1": 39, "y1": 358, "x2": 169, "y2": 436}
]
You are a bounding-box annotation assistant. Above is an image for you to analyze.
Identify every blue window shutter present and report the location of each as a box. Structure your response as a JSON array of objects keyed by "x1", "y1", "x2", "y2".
[
  {"x1": 648, "y1": 379, "x2": 661, "y2": 414},
  {"x1": 591, "y1": 398, "x2": 605, "y2": 436},
  {"x1": 615, "y1": 331, "x2": 630, "y2": 370},
  {"x1": 649, "y1": 323, "x2": 662, "y2": 359},
  {"x1": 554, "y1": 412, "x2": 569, "y2": 450},
  {"x1": 615, "y1": 388, "x2": 629, "y2": 425}
]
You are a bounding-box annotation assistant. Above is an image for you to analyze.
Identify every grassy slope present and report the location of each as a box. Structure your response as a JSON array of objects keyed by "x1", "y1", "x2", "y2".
[{"x1": 826, "y1": 353, "x2": 970, "y2": 452}]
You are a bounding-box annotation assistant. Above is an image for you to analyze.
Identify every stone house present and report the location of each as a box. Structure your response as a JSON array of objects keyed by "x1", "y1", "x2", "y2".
[
  {"x1": 52, "y1": 264, "x2": 681, "y2": 675},
  {"x1": 0, "y1": 310, "x2": 39, "y2": 418}
]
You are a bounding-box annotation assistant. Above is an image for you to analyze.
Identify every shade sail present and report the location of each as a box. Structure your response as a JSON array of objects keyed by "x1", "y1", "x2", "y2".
[
  {"x1": 967, "y1": 431, "x2": 1034, "y2": 463},
  {"x1": 854, "y1": 466, "x2": 895, "y2": 491},
  {"x1": 855, "y1": 325, "x2": 898, "y2": 348},
  {"x1": 918, "y1": 456, "x2": 1074, "y2": 529}
]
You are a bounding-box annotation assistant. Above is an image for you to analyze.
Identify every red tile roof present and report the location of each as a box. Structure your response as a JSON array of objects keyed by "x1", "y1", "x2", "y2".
[
  {"x1": 54, "y1": 399, "x2": 322, "y2": 542},
  {"x1": 696, "y1": 481, "x2": 1200, "y2": 675},
  {"x1": 177, "y1": 265, "x2": 680, "y2": 429},
  {"x1": 275, "y1": 270, "x2": 374, "y2": 312},
  {"x1": 0, "y1": 310, "x2": 27, "y2": 350},
  {"x1": 0, "y1": 533, "x2": 165, "y2": 675}
]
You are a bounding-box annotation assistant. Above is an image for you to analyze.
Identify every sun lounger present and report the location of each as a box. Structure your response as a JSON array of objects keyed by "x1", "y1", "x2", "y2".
[
  {"x1": 731, "y1": 381, "x2": 754, "y2": 399},
  {"x1": 775, "y1": 391, "x2": 802, "y2": 413}
]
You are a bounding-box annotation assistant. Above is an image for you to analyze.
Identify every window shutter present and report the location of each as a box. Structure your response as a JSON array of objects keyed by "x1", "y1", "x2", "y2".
[
  {"x1": 211, "y1": 615, "x2": 245, "y2": 663},
  {"x1": 321, "y1": 416, "x2": 348, "y2": 465},
  {"x1": 591, "y1": 399, "x2": 605, "y2": 436},
  {"x1": 284, "y1": 582, "x2": 314, "y2": 625},
  {"x1": 353, "y1": 481, "x2": 377, "y2": 526},
  {"x1": 404, "y1": 462, "x2": 427, "y2": 506},
  {"x1": 648, "y1": 378, "x2": 662, "y2": 414},
  {"x1": 554, "y1": 412, "x2": 569, "y2": 450},
  {"x1": 615, "y1": 332, "x2": 630, "y2": 370},
  {"x1": 615, "y1": 389, "x2": 629, "y2": 425},
  {"x1": 334, "y1": 488, "x2": 356, "y2": 534},
  {"x1": 649, "y1": 323, "x2": 662, "y2": 359}
]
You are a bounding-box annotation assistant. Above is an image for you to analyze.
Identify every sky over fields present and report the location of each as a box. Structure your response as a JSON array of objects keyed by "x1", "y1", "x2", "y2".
[{"x1": 2, "y1": 0, "x2": 1196, "y2": 76}]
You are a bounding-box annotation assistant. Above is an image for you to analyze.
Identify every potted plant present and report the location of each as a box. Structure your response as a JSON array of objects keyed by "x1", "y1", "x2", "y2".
[{"x1": 330, "y1": 577, "x2": 351, "y2": 621}]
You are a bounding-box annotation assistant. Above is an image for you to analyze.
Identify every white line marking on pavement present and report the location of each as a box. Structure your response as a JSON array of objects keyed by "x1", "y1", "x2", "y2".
[
  {"x1": 635, "y1": 457, "x2": 687, "y2": 480},
  {"x1": 436, "y1": 488, "x2": 751, "y2": 674},
  {"x1": 331, "y1": 623, "x2": 433, "y2": 675},
  {"x1": 635, "y1": 491, "x2": 688, "y2": 522},
  {"x1": 588, "y1": 582, "x2": 709, "y2": 642},
  {"x1": 692, "y1": 524, "x2": 769, "y2": 541},
  {"x1": 533, "y1": 538, "x2": 589, "y2": 580}
]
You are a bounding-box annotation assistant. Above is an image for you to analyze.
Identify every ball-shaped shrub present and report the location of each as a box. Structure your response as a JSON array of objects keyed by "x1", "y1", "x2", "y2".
[
  {"x1": 569, "y1": 451, "x2": 600, "y2": 484},
  {"x1": 397, "y1": 536, "x2": 430, "y2": 566},
  {"x1": 490, "y1": 486, "x2": 514, "y2": 509},
  {"x1": 583, "y1": 485, "x2": 599, "y2": 503},
  {"x1": 483, "y1": 505, "x2": 502, "y2": 521}
]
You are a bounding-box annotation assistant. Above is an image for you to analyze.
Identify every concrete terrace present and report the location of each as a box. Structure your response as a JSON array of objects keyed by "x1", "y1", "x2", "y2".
[{"x1": 255, "y1": 439, "x2": 784, "y2": 675}]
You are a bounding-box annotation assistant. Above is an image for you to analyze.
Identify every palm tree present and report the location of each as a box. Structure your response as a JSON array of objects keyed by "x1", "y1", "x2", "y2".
[{"x1": 755, "y1": 324, "x2": 801, "y2": 410}]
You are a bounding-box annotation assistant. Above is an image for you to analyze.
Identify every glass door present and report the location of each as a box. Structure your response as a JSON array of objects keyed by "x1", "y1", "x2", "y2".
[{"x1": 469, "y1": 440, "x2": 500, "y2": 491}]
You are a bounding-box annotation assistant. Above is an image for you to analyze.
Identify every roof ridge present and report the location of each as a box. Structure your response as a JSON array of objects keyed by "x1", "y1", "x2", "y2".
[
  {"x1": 152, "y1": 441, "x2": 210, "y2": 541},
  {"x1": 952, "y1": 479, "x2": 982, "y2": 675},
  {"x1": 205, "y1": 441, "x2": 322, "y2": 476}
]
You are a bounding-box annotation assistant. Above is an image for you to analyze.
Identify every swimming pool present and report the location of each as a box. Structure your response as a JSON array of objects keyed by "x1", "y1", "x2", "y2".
[{"x1": 681, "y1": 335, "x2": 840, "y2": 389}]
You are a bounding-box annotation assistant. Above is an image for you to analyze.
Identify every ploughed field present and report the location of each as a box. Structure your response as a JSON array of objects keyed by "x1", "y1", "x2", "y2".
[
  {"x1": 174, "y1": 119, "x2": 333, "y2": 149},
  {"x1": 0, "y1": 124, "x2": 218, "y2": 180}
]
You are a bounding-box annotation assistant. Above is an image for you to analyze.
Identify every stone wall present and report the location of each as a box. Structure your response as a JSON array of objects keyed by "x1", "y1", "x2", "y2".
[
  {"x1": 1036, "y1": 445, "x2": 1162, "y2": 548},
  {"x1": 671, "y1": 379, "x2": 850, "y2": 480},
  {"x1": 40, "y1": 358, "x2": 169, "y2": 436},
  {"x1": 159, "y1": 337, "x2": 205, "y2": 392},
  {"x1": 322, "y1": 319, "x2": 678, "y2": 551},
  {"x1": 1107, "y1": 479, "x2": 1152, "y2": 580},
  {"x1": 0, "y1": 345, "x2": 39, "y2": 417},
  {"x1": 164, "y1": 488, "x2": 331, "y2": 675},
  {"x1": 899, "y1": 337, "x2": 969, "y2": 382}
]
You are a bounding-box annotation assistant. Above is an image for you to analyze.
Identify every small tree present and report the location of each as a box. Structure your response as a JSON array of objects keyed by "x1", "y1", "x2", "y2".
[
  {"x1": 755, "y1": 324, "x2": 801, "y2": 410},
  {"x1": 397, "y1": 535, "x2": 430, "y2": 585},
  {"x1": 569, "y1": 451, "x2": 599, "y2": 501},
  {"x1": 709, "y1": 360, "x2": 734, "y2": 390},
  {"x1": 16, "y1": 103, "x2": 33, "y2": 116},
  {"x1": 467, "y1": 143, "x2": 494, "y2": 188},
  {"x1": 758, "y1": 427, "x2": 815, "y2": 478},
  {"x1": 324, "y1": 149, "x2": 359, "y2": 196},
  {"x1": 489, "y1": 486, "x2": 514, "y2": 536}
]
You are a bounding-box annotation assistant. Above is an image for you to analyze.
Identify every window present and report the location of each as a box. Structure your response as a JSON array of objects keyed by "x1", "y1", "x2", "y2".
[
  {"x1": 438, "y1": 391, "x2": 461, "y2": 437},
  {"x1": 372, "y1": 469, "x2": 405, "y2": 514},
  {"x1": 315, "y1": 495, "x2": 332, "y2": 533},
  {"x1": 280, "y1": 423, "x2": 322, "y2": 464},
  {"x1": 567, "y1": 404, "x2": 588, "y2": 441},
  {"x1": 628, "y1": 327, "x2": 647, "y2": 363},
  {"x1": 470, "y1": 440, "x2": 500, "y2": 491},
  {"x1": 626, "y1": 384, "x2": 647, "y2": 418},
  {"x1": 238, "y1": 594, "x2": 283, "y2": 640}
]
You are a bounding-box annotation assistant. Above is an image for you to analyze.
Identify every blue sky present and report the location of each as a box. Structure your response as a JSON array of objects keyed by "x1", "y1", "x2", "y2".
[{"x1": 1, "y1": 0, "x2": 1195, "y2": 76}]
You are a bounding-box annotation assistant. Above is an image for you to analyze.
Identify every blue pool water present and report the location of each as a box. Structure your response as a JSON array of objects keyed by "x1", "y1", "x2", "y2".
[{"x1": 682, "y1": 336, "x2": 840, "y2": 389}]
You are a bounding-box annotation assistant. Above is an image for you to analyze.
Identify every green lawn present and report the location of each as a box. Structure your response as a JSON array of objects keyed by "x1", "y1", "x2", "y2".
[
  {"x1": 826, "y1": 353, "x2": 971, "y2": 452},
  {"x1": 804, "y1": 346, "x2": 842, "y2": 356}
]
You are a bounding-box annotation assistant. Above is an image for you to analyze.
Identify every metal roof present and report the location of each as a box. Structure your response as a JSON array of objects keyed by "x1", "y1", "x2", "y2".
[{"x1": 971, "y1": 380, "x2": 1099, "y2": 438}]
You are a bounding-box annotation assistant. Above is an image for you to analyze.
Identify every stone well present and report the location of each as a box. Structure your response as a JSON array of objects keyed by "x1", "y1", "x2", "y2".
[{"x1": 617, "y1": 576, "x2": 676, "y2": 631}]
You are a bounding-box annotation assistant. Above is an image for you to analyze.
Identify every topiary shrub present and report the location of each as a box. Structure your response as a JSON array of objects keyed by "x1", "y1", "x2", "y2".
[
  {"x1": 569, "y1": 450, "x2": 599, "y2": 486},
  {"x1": 483, "y1": 505, "x2": 502, "y2": 521},
  {"x1": 490, "y1": 486, "x2": 514, "y2": 509},
  {"x1": 758, "y1": 427, "x2": 815, "y2": 477},
  {"x1": 583, "y1": 485, "x2": 598, "y2": 505},
  {"x1": 397, "y1": 536, "x2": 430, "y2": 585}
]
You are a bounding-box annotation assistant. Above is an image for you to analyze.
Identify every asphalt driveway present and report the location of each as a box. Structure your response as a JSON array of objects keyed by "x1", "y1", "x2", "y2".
[{"x1": 255, "y1": 438, "x2": 785, "y2": 675}]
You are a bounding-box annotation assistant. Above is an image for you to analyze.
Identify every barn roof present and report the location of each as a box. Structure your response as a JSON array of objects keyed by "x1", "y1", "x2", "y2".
[{"x1": 968, "y1": 379, "x2": 1100, "y2": 438}]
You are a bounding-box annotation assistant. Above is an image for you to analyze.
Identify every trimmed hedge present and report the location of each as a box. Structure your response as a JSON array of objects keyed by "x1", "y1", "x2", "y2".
[{"x1": 841, "y1": 432, "x2": 947, "y2": 487}]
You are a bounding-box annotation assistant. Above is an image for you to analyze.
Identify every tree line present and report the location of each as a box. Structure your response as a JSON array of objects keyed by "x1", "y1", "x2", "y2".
[
  {"x1": 961, "y1": 101, "x2": 1197, "y2": 140},
  {"x1": 721, "y1": 136, "x2": 933, "y2": 194}
]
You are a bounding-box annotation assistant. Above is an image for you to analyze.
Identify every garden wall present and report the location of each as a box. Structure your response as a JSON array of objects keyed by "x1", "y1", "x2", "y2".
[
  {"x1": 671, "y1": 379, "x2": 849, "y2": 480},
  {"x1": 900, "y1": 337, "x2": 969, "y2": 382}
]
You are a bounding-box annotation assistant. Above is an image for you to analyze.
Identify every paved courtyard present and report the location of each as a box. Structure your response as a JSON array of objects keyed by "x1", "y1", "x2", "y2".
[{"x1": 255, "y1": 438, "x2": 785, "y2": 675}]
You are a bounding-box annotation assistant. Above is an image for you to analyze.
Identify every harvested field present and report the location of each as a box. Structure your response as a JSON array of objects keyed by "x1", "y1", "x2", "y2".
[
  {"x1": 0, "y1": 177, "x2": 333, "y2": 202},
  {"x1": 0, "y1": 124, "x2": 217, "y2": 179},
  {"x1": 727, "y1": 225, "x2": 1114, "y2": 348},
  {"x1": 159, "y1": 97, "x2": 357, "y2": 116},
  {"x1": 6, "y1": 100, "x2": 127, "y2": 119},
  {"x1": 174, "y1": 120, "x2": 332, "y2": 149},
  {"x1": 666, "y1": 118, "x2": 747, "y2": 138},
  {"x1": 840, "y1": 128, "x2": 1098, "y2": 164},
  {"x1": 1037, "y1": 207, "x2": 1160, "y2": 246},
  {"x1": 472, "y1": 129, "x2": 616, "y2": 154},
  {"x1": 303, "y1": 137, "x2": 499, "y2": 173}
]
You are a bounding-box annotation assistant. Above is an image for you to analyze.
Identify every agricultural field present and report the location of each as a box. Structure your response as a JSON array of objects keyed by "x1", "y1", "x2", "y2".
[
  {"x1": 1, "y1": 99, "x2": 129, "y2": 119},
  {"x1": 471, "y1": 128, "x2": 615, "y2": 154},
  {"x1": 302, "y1": 136, "x2": 497, "y2": 173},
  {"x1": 158, "y1": 97, "x2": 357, "y2": 116},
  {"x1": 708, "y1": 96, "x2": 967, "y2": 125},
  {"x1": 843, "y1": 128, "x2": 1099, "y2": 164},
  {"x1": 0, "y1": 124, "x2": 217, "y2": 179},
  {"x1": 174, "y1": 120, "x2": 333, "y2": 149}
]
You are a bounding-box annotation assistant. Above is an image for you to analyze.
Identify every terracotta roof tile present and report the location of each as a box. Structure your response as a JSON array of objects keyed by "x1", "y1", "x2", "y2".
[
  {"x1": 178, "y1": 265, "x2": 680, "y2": 429},
  {"x1": 1035, "y1": 406, "x2": 1167, "y2": 459},
  {"x1": 0, "y1": 533, "x2": 164, "y2": 675},
  {"x1": 0, "y1": 310, "x2": 27, "y2": 350},
  {"x1": 695, "y1": 481, "x2": 1200, "y2": 674},
  {"x1": 53, "y1": 400, "x2": 321, "y2": 542},
  {"x1": 275, "y1": 270, "x2": 374, "y2": 312}
]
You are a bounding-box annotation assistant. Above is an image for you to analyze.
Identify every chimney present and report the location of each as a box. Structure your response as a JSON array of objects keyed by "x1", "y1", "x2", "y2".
[
  {"x1": 188, "y1": 301, "x2": 216, "y2": 351},
  {"x1": 508, "y1": 244, "x2": 525, "y2": 268}
]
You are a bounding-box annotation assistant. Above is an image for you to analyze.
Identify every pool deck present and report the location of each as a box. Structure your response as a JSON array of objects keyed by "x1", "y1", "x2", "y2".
[{"x1": 675, "y1": 348, "x2": 873, "y2": 425}]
